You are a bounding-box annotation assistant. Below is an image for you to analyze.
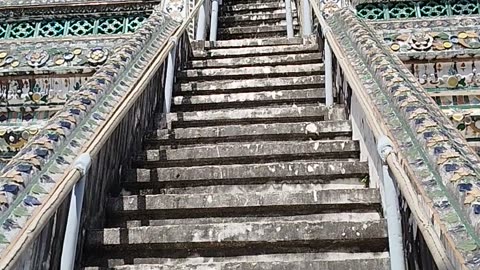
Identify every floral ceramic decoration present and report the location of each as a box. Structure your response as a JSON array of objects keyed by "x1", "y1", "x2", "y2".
[{"x1": 25, "y1": 50, "x2": 49, "y2": 68}]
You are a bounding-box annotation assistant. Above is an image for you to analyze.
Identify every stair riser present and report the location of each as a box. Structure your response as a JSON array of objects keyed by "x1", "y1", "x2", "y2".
[
  {"x1": 188, "y1": 53, "x2": 321, "y2": 69},
  {"x1": 219, "y1": 30, "x2": 298, "y2": 40},
  {"x1": 178, "y1": 65, "x2": 324, "y2": 82},
  {"x1": 107, "y1": 204, "x2": 382, "y2": 228},
  {"x1": 177, "y1": 75, "x2": 324, "y2": 94},
  {"x1": 172, "y1": 98, "x2": 329, "y2": 112},
  {"x1": 204, "y1": 37, "x2": 309, "y2": 48},
  {"x1": 219, "y1": 18, "x2": 299, "y2": 27},
  {"x1": 145, "y1": 134, "x2": 352, "y2": 148},
  {"x1": 134, "y1": 152, "x2": 360, "y2": 168},
  {"x1": 193, "y1": 44, "x2": 319, "y2": 59}
]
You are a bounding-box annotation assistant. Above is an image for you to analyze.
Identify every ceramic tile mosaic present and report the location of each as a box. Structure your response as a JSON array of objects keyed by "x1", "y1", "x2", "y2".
[
  {"x1": 329, "y1": 8, "x2": 480, "y2": 269},
  {"x1": 0, "y1": 5, "x2": 179, "y2": 255}
]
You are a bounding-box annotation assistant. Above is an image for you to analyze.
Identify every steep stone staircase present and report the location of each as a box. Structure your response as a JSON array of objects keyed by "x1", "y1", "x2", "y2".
[{"x1": 82, "y1": 1, "x2": 390, "y2": 269}]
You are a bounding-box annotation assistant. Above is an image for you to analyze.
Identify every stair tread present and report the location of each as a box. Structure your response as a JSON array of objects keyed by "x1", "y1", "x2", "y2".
[
  {"x1": 127, "y1": 159, "x2": 368, "y2": 184},
  {"x1": 138, "y1": 140, "x2": 359, "y2": 163},
  {"x1": 178, "y1": 63, "x2": 323, "y2": 81},
  {"x1": 188, "y1": 52, "x2": 322, "y2": 68},
  {"x1": 148, "y1": 120, "x2": 351, "y2": 144},
  {"x1": 219, "y1": 25, "x2": 296, "y2": 34},
  {"x1": 203, "y1": 37, "x2": 311, "y2": 48},
  {"x1": 220, "y1": 12, "x2": 294, "y2": 22},
  {"x1": 83, "y1": 252, "x2": 390, "y2": 270},
  {"x1": 222, "y1": 2, "x2": 285, "y2": 11},
  {"x1": 177, "y1": 75, "x2": 324, "y2": 93},
  {"x1": 109, "y1": 188, "x2": 380, "y2": 213},
  {"x1": 173, "y1": 89, "x2": 324, "y2": 107},
  {"x1": 194, "y1": 43, "x2": 318, "y2": 58},
  {"x1": 88, "y1": 216, "x2": 387, "y2": 246},
  {"x1": 167, "y1": 104, "x2": 345, "y2": 124}
]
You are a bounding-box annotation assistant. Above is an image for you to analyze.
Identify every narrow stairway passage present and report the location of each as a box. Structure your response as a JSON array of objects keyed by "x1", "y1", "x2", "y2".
[{"x1": 82, "y1": 0, "x2": 390, "y2": 269}]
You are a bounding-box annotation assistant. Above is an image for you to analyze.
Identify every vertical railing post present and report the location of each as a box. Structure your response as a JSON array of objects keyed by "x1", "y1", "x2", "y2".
[
  {"x1": 164, "y1": 38, "x2": 178, "y2": 114},
  {"x1": 301, "y1": 0, "x2": 312, "y2": 36},
  {"x1": 209, "y1": 0, "x2": 219, "y2": 41},
  {"x1": 284, "y1": 0, "x2": 294, "y2": 38},
  {"x1": 195, "y1": 1, "x2": 206, "y2": 40},
  {"x1": 60, "y1": 153, "x2": 91, "y2": 270},
  {"x1": 377, "y1": 136, "x2": 406, "y2": 270},
  {"x1": 324, "y1": 40, "x2": 333, "y2": 106}
]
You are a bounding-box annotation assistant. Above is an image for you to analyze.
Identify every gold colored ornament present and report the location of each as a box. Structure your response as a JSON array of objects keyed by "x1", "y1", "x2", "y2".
[{"x1": 10, "y1": 61, "x2": 19, "y2": 67}]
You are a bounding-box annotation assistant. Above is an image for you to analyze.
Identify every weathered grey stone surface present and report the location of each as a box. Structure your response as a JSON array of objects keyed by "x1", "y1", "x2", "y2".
[
  {"x1": 84, "y1": 255, "x2": 389, "y2": 270},
  {"x1": 87, "y1": 218, "x2": 387, "y2": 246},
  {"x1": 205, "y1": 37, "x2": 307, "y2": 48},
  {"x1": 84, "y1": 252, "x2": 389, "y2": 269},
  {"x1": 222, "y1": 2, "x2": 285, "y2": 13},
  {"x1": 139, "y1": 140, "x2": 359, "y2": 164},
  {"x1": 220, "y1": 13, "x2": 297, "y2": 24},
  {"x1": 179, "y1": 63, "x2": 324, "y2": 80},
  {"x1": 166, "y1": 105, "x2": 346, "y2": 127},
  {"x1": 177, "y1": 75, "x2": 324, "y2": 93},
  {"x1": 149, "y1": 120, "x2": 351, "y2": 145},
  {"x1": 109, "y1": 188, "x2": 379, "y2": 213},
  {"x1": 174, "y1": 89, "x2": 324, "y2": 108},
  {"x1": 189, "y1": 53, "x2": 321, "y2": 68},
  {"x1": 130, "y1": 160, "x2": 368, "y2": 184},
  {"x1": 193, "y1": 43, "x2": 319, "y2": 58},
  {"x1": 218, "y1": 25, "x2": 299, "y2": 38}
]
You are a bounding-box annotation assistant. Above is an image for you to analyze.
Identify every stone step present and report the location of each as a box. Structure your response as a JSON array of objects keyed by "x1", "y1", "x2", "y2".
[
  {"x1": 108, "y1": 188, "x2": 380, "y2": 221},
  {"x1": 220, "y1": 13, "x2": 298, "y2": 27},
  {"x1": 177, "y1": 75, "x2": 323, "y2": 94},
  {"x1": 146, "y1": 120, "x2": 351, "y2": 147},
  {"x1": 136, "y1": 182, "x2": 369, "y2": 196},
  {"x1": 203, "y1": 36, "x2": 310, "y2": 49},
  {"x1": 220, "y1": 13, "x2": 296, "y2": 23},
  {"x1": 193, "y1": 43, "x2": 319, "y2": 58},
  {"x1": 188, "y1": 52, "x2": 322, "y2": 69},
  {"x1": 166, "y1": 104, "x2": 345, "y2": 128},
  {"x1": 178, "y1": 63, "x2": 324, "y2": 81},
  {"x1": 221, "y1": 2, "x2": 285, "y2": 14},
  {"x1": 173, "y1": 89, "x2": 325, "y2": 111},
  {"x1": 111, "y1": 212, "x2": 382, "y2": 228},
  {"x1": 83, "y1": 252, "x2": 390, "y2": 270},
  {"x1": 123, "y1": 159, "x2": 368, "y2": 189},
  {"x1": 87, "y1": 217, "x2": 388, "y2": 254},
  {"x1": 218, "y1": 25, "x2": 299, "y2": 39},
  {"x1": 135, "y1": 140, "x2": 359, "y2": 167}
]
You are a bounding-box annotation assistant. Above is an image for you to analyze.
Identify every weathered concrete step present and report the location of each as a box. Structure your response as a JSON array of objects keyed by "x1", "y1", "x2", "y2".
[
  {"x1": 124, "y1": 160, "x2": 368, "y2": 189},
  {"x1": 220, "y1": 13, "x2": 295, "y2": 24},
  {"x1": 220, "y1": 13, "x2": 298, "y2": 27},
  {"x1": 166, "y1": 104, "x2": 345, "y2": 127},
  {"x1": 219, "y1": 25, "x2": 299, "y2": 37},
  {"x1": 221, "y1": 2, "x2": 285, "y2": 13},
  {"x1": 193, "y1": 43, "x2": 319, "y2": 58},
  {"x1": 147, "y1": 120, "x2": 351, "y2": 147},
  {"x1": 113, "y1": 212, "x2": 382, "y2": 228},
  {"x1": 87, "y1": 218, "x2": 387, "y2": 254},
  {"x1": 202, "y1": 37, "x2": 310, "y2": 48},
  {"x1": 177, "y1": 75, "x2": 323, "y2": 94},
  {"x1": 188, "y1": 52, "x2": 321, "y2": 69},
  {"x1": 173, "y1": 89, "x2": 325, "y2": 111},
  {"x1": 108, "y1": 188, "x2": 380, "y2": 221},
  {"x1": 136, "y1": 140, "x2": 359, "y2": 167},
  {"x1": 138, "y1": 182, "x2": 368, "y2": 196},
  {"x1": 83, "y1": 252, "x2": 390, "y2": 270},
  {"x1": 178, "y1": 63, "x2": 324, "y2": 81}
]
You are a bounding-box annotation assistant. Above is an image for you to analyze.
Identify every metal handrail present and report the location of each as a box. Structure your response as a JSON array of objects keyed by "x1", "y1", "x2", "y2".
[
  {"x1": 306, "y1": 1, "x2": 453, "y2": 269},
  {"x1": 0, "y1": 1, "x2": 213, "y2": 268}
]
